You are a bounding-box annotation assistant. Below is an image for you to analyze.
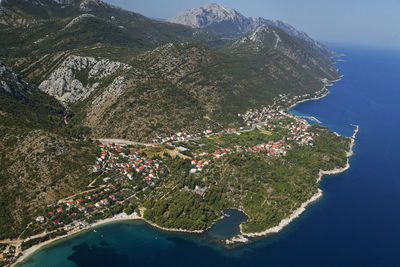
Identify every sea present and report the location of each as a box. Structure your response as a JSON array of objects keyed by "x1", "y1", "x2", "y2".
[{"x1": 22, "y1": 45, "x2": 400, "y2": 266}]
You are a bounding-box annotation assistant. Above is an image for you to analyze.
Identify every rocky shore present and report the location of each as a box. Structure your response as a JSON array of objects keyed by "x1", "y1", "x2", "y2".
[{"x1": 240, "y1": 124, "x2": 358, "y2": 240}]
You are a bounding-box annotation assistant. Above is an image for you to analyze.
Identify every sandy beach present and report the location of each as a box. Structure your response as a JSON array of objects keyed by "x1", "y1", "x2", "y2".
[
  {"x1": 13, "y1": 212, "x2": 142, "y2": 266},
  {"x1": 13, "y1": 210, "x2": 206, "y2": 266},
  {"x1": 12, "y1": 77, "x2": 356, "y2": 263}
]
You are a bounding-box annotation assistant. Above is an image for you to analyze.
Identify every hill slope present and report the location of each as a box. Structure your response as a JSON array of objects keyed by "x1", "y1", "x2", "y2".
[
  {"x1": 0, "y1": 60, "x2": 99, "y2": 239},
  {"x1": 167, "y1": 3, "x2": 337, "y2": 59},
  {"x1": 0, "y1": 0, "x2": 345, "y2": 250}
]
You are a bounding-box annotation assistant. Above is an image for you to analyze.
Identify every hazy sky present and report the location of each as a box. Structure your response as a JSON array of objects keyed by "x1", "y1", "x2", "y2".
[{"x1": 104, "y1": 0, "x2": 400, "y2": 49}]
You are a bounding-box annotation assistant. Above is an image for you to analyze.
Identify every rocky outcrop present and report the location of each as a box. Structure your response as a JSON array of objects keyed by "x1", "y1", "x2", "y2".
[
  {"x1": 168, "y1": 3, "x2": 336, "y2": 58},
  {"x1": 91, "y1": 76, "x2": 128, "y2": 108},
  {"x1": 232, "y1": 25, "x2": 339, "y2": 80},
  {"x1": 64, "y1": 13, "x2": 95, "y2": 29},
  {"x1": 79, "y1": 0, "x2": 109, "y2": 12},
  {"x1": 0, "y1": 61, "x2": 30, "y2": 102},
  {"x1": 167, "y1": 3, "x2": 309, "y2": 40},
  {"x1": 168, "y1": 3, "x2": 247, "y2": 29},
  {"x1": 39, "y1": 55, "x2": 131, "y2": 104}
]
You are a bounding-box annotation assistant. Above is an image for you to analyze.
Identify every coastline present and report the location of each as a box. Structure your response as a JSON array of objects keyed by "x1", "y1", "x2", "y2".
[
  {"x1": 287, "y1": 89, "x2": 329, "y2": 111},
  {"x1": 13, "y1": 212, "x2": 204, "y2": 266},
  {"x1": 242, "y1": 189, "x2": 323, "y2": 238},
  {"x1": 237, "y1": 75, "x2": 357, "y2": 240},
  {"x1": 240, "y1": 125, "x2": 358, "y2": 239},
  {"x1": 13, "y1": 76, "x2": 353, "y2": 263},
  {"x1": 288, "y1": 75, "x2": 343, "y2": 111},
  {"x1": 13, "y1": 213, "x2": 140, "y2": 266}
]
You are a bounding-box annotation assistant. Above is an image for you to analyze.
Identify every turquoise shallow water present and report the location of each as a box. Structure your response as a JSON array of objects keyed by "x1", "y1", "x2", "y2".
[{"x1": 22, "y1": 45, "x2": 400, "y2": 266}]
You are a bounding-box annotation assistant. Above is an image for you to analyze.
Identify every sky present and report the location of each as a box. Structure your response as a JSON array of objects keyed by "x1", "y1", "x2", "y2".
[{"x1": 104, "y1": 0, "x2": 400, "y2": 49}]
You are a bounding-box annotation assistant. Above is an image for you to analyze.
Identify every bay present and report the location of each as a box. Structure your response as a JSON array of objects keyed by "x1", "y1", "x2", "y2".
[{"x1": 22, "y1": 44, "x2": 400, "y2": 266}]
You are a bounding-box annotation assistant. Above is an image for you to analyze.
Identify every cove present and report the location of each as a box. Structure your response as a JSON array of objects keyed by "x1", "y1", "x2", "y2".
[{"x1": 21, "y1": 44, "x2": 400, "y2": 266}]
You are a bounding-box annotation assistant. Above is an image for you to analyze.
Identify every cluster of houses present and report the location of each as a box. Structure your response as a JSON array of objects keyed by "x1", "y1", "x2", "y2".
[
  {"x1": 238, "y1": 103, "x2": 288, "y2": 126},
  {"x1": 152, "y1": 129, "x2": 213, "y2": 144},
  {"x1": 280, "y1": 120, "x2": 317, "y2": 146},
  {"x1": 235, "y1": 141, "x2": 288, "y2": 156},
  {"x1": 185, "y1": 103, "x2": 323, "y2": 175},
  {"x1": 94, "y1": 143, "x2": 163, "y2": 183},
  {"x1": 239, "y1": 103, "x2": 318, "y2": 147},
  {"x1": 190, "y1": 157, "x2": 210, "y2": 173},
  {"x1": 39, "y1": 185, "x2": 118, "y2": 224},
  {"x1": 189, "y1": 140, "x2": 289, "y2": 175},
  {"x1": 0, "y1": 245, "x2": 15, "y2": 261}
]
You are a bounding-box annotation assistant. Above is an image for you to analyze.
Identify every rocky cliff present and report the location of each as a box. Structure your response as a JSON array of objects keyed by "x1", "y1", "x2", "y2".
[{"x1": 38, "y1": 55, "x2": 131, "y2": 103}]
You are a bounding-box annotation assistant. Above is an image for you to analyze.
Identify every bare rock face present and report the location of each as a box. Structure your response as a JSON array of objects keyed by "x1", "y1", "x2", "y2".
[
  {"x1": 168, "y1": 3, "x2": 247, "y2": 28},
  {"x1": 39, "y1": 55, "x2": 131, "y2": 104},
  {"x1": 91, "y1": 76, "x2": 128, "y2": 109},
  {"x1": 64, "y1": 13, "x2": 95, "y2": 29},
  {"x1": 0, "y1": 61, "x2": 30, "y2": 102},
  {"x1": 167, "y1": 3, "x2": 335, "y2": 58},
  {"x1": 167, "y1": 3, "x2": 309, "y2": 39},
  {"x1": 79, "y1": 0, "x2": 108, "y2": 11}
]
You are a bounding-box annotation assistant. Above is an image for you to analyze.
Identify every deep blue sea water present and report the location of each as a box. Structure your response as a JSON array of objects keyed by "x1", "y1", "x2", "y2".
[{"x1": 22, "y1": 45, "x2": 400, "y2": 266}]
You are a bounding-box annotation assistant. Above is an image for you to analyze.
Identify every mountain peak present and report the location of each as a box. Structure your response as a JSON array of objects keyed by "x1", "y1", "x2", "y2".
[
  {"x1": 203, "y1": 3, "x2": 225, "y2": 10},
  {"x1": 167, "y1": 3, "x2": 246, "y2": 28},
  {"x1": 167, "y1": 3, "x2": 310, "y2": 40}
]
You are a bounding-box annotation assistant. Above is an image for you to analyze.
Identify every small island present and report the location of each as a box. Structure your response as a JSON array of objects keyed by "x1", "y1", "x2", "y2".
[{"x1": 6, "y1": 91, "x2": 357, "y2": 266}]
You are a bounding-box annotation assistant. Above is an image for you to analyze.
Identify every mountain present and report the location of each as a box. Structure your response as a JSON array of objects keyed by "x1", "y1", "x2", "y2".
[
  {"x1": 0, "y1": 0, "x2": 339, "y2": 143},
  {"x1": 167, "y1": 3, "x2": 336, "y2": 57},
  {"x1": 0, "y1": 61, "x2": 99, "y2": 238},
  {"x1": 231, "y1": 25, "x2": 339, "y2": 80},
  {"x1": 168, "y1": 3, "x2": 313, "y2": 40},
  {"x1": 0, "y1": 0, "x2": 222, "y2": 58},
  {"x1": 0, "y1": 0, "x2": 343, "y2": 245}
]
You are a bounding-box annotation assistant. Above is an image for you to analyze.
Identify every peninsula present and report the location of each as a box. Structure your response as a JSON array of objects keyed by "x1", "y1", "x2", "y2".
[
  {"x1": 10, "y1": 90, "x2": 357, "y2": 266},
  {"x1": 0, "y1": 1, "x2": 354, "y2": 266}
]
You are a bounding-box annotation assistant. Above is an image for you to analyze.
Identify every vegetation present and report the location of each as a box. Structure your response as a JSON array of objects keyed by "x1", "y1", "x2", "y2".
[
  {"x1": 136, "y1": 125, "x2": 350, "y2": 233},
  {"x1": 0, "y1": 0, "x2": 351, "y2": 256}
]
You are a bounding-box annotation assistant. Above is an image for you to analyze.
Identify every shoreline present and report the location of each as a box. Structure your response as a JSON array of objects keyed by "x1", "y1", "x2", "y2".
[
  {"x1": 242, "y1": 189, "x2": 323, "y2": 238},
  {"x1": 13, "y1": 76, "x2": 353, "y2": 263},
  {"x1": 237, "y1": 75, "x2": 357, "y2": 240},
  {"x1": 13, "y1": 213, "x2": 140, "y2": 266},
  {"x1": 240, "y1": 124, "x2": 358, "y2": 239},
  {"x1": 13, "y1": 211, "x2": 205, "y2": 266},
  {"x1": 288, "y1": 75, "x2": 343, "y2": 111}
]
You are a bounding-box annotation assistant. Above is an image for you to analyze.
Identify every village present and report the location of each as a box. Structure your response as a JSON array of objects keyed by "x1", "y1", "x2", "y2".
[
  {"x1": 1, "y1": 94, "x2": 324, "y2": 264},
  {"x1": 37, "y1": 99, "x2": 320, "y2": 234}
]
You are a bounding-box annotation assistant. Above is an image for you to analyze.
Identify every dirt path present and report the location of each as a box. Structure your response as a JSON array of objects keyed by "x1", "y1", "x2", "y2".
[
  {"x1": 57, "y1": 185, "x2": 106, "y2": 204},
  {"x1": 98, "y1": 138, "x2": 152, "y2": 147}
]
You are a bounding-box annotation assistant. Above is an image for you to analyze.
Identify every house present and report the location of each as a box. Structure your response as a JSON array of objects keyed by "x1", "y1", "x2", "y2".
[
  {"x1": 109, "y1": 195, "x2": 116, "y2": 201},
  {"x1": 78, "y1": 206, "x2": 85, "y2": 212},
  {"x1": 36, "y1": 216, "x2": 45, "y2": 223},
  {"x1": 48, "y1": 211, "x2": 54, "y2": 217},
  {"x1": 100, "y1": 199, "x2": 108, "y2": 205},
  {"x1": 127, "y1": 172, "x2": 134, "y2": 180},
  {"x1": 93, "y1": 165, "x2": 101, "y2": 172},
  {"x1": 57, "y1": 208, "x2": 63, "y2": 213},
  {"x1": 66, "y1": 202, "x2": 74, "y2": 207},
  {"x1": 95, "y1": 202, "x2": 102, "y2": 208},
  {"x1": 190, "y1": 169, "x2": 197, "y2": 174}
]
